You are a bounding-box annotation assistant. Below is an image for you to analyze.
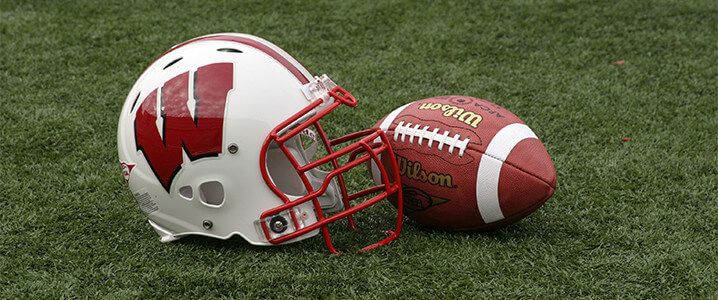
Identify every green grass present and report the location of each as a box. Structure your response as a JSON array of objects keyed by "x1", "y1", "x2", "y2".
[{"x1": 1, "y1": 0, "x2": 716, "y2": 298}]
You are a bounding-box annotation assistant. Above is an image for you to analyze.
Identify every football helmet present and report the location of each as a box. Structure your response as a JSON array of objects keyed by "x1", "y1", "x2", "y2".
[{"x1": 117, "y1": 33, "x2": 403, "y2": 253}]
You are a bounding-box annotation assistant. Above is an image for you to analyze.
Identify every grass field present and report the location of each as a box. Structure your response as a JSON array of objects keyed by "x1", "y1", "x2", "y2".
[{"x1": 1, "y1": 0, "x2": 716, "y2": 298}]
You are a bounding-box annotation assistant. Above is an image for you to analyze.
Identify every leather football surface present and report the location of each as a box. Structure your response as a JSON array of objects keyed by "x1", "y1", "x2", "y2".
[{"x1": 374, "y1": 95, "x2": 556, "y2": 230}]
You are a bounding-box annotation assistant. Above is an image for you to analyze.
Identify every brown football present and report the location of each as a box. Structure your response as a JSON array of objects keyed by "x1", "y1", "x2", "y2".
[{"x1": 372, "y1": 96, "x2": 556, "y2": 231}]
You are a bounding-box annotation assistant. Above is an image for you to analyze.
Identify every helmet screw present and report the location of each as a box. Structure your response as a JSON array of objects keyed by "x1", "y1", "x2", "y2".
[
  {"x1": 202, "y1": 220, "x2": 213, "y2": 230},
  {"x1": 269, "y1": 215, "x2": 288, "y2": 234},
  {"x1": 227, "y1": 143, "x2": 238, "y2": 154}
]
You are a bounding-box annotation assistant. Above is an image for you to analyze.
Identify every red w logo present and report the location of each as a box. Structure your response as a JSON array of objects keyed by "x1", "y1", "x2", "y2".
[{"x1": 134, "y1": 63, "x2": 234, "y2": 192}]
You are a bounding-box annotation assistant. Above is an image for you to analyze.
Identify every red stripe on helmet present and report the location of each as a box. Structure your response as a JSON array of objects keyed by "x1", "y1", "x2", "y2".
[{"x1": 155, "y1": 35, "x2": 310, "y2": 84}]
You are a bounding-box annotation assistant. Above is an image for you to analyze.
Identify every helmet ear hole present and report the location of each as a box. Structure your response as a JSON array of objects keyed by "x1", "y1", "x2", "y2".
[
  {"x1": 199, "y1": 181, "x2": 225, "y2": 206},
  {"x1": 179, "y1": 186, "x2": 193, "y2": 200}
]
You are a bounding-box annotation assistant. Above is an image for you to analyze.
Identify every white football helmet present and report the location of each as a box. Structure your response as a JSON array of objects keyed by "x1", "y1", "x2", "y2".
[{"x1": 117, "y1": 33, "x2": 403, "y2": 253}]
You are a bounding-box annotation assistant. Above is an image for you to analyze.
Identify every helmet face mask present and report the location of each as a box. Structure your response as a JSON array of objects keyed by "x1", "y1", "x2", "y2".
[
  {"x1": 117, "y1": 33, "x2": 403, "y2": 253},
  {"x1": 259, "y1": 87, "x2": 404, "y2": 252}
]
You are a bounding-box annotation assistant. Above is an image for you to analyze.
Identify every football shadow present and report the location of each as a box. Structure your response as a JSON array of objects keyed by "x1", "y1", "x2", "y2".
[{"x1": 401, "y1": 216, "x2": 563, "y2": 241}]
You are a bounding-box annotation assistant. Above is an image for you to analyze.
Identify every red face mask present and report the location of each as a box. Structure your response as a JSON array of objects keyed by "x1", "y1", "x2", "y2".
[{"x1": 259, "y1": 85, "x2": 404, "y2": 254}]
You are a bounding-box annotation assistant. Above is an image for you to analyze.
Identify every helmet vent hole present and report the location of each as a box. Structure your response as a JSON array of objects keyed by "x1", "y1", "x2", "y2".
[
  {"x1": 217, "y1": 48, "x2": 243, "y2": 53},
  {"x1": 179, "y1": 185, "x2": 193, "y2": 200},
  {"x1": 163, "y1": 57, "x2": 183, "y2": 70},
  {"x1": 199, "y1": 181, "x2": 224, "y2": 206},
  {"x1": 130, "y1": 92, "x2": 141, "y2": 113}
]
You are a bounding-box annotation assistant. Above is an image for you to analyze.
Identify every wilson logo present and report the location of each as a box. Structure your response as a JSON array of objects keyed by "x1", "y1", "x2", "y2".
[
  {"x1": 134, "y1": 63, "x2": 234, "y2": 192},
  {"x1": 397, "y1": 155, "x2": 454, "y2": 188},
  {"x1": 418, "y1": 102, "x2": 483, "y2": 128}
]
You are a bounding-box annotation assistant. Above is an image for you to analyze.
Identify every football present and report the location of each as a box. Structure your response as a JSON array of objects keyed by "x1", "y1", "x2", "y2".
[{"x1": 372, "y1": 95, "x2": 556, "y2": 230}]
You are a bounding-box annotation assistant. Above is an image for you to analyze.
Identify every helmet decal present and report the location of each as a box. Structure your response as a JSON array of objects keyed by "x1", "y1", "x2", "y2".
[{"x1": 134, "y1": 62, "x2": 234, "y2": 192}]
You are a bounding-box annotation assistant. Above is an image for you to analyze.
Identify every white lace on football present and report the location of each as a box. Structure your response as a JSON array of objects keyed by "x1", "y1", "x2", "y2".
[{"x1": 393, "y1": 121, "x2": 471, "y2": 157}]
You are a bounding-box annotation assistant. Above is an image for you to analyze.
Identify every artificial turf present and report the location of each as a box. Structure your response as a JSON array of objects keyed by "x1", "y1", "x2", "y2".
[{"x1": 1, "y1": 0, "x2": 716, "y2": 298}]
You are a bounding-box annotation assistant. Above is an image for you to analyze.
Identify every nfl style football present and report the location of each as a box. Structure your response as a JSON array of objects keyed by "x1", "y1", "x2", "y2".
[{"x1": 372, "y1": 96, "x2": 556, "y2": 230}]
